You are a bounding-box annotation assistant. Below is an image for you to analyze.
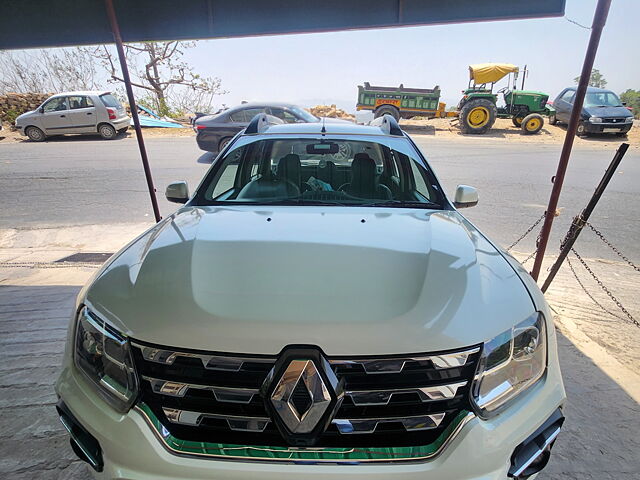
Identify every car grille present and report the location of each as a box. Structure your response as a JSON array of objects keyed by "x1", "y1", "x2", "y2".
[
  {"x1": 602, "y1": 118, "x2": 625, "y2": 123},
  {"x1": 131, "y1": 342, "x2": 480, "y2": 448}
]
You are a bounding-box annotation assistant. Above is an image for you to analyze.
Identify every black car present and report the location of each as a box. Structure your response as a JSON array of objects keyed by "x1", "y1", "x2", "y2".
[
  {"x1": 195, "y1": 102, "x2": 327, "y2": 153},
  {"x1": 551, "y1": 87, "x2": 634, "y2": 136}
]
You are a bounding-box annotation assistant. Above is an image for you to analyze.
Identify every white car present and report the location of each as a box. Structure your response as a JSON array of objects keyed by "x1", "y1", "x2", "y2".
[
  {"x1": 14, "y1": 91, "x2": 129, "y2": 141},
  {"x1": 56, "y1": 115, "x2": 565, "y2": 480}
]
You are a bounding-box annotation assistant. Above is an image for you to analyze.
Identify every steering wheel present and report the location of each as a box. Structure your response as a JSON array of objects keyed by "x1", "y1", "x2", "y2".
[{"x1": 497, "y1": 86, "x2": 510, "y2": 94}]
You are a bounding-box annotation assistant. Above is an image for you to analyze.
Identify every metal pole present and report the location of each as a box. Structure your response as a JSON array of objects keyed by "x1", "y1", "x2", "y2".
[
  {"x1": 521, "y1": 65, "x2": 527, "y2": 90},
  {"x1": 104, "y1": 0, "x2": 162, "y2": 223},
  {"x1": 541, "y1": 143, "x2": 629, "y2": 293},
  {"x1": 530, "y1": 0, "x2": 611, "y2": 281}
]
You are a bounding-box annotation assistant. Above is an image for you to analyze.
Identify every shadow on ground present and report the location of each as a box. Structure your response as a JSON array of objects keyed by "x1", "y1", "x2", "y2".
[
  {"x1": 0, "y1": 284, "x2": 638, "y2": 479},
  {"x1": 554, "y1": 122, "x2": 630, "y2": 142}
]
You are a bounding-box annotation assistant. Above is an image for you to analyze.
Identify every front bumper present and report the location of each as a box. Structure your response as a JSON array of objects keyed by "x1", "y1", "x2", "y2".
[
  {"x1": 583, "y1": 121, "x2": 632, "y2": 134},
  {"x1": 56, "y1": 357, "x2": 565, "y2": 480}
]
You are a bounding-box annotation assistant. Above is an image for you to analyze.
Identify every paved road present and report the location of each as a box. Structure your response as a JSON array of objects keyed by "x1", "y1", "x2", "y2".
[{"x1": 0, "y1": 135, "x2": 638, "y2": 259}]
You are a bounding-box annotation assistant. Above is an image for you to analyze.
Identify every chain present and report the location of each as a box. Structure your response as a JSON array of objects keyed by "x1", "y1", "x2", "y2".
[
  {"x1": 507, "y1": 212, "x2": 546, "y2": 252},
  {"x1": 0, "y1": 261, "x2": 100, "y2": 269},
  {"x1": 586, "y1": 222, "x2": 640, "y2": 272},
  {"x1": 566, "y1": 255, "x2": 624, "y2": 321},
  {"x1": 570, "y1": 248, "x2": 639, "y2": 327}
]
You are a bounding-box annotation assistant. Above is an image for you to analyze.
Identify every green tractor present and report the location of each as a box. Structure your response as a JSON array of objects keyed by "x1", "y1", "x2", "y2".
[{"x1": 457, "y1": 63, "x2": 555, "y2": 135}]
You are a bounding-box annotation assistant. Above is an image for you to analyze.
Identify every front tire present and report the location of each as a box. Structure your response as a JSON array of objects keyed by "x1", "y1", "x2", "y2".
[
  {"x1": 512, "y1": 116, "x2": 524, "y2": 128},
  {"x1": 25, "y1": 126, "x2": 46, "y2": 142},
  {"x1": 548, "y1": 113, "x2": 557, "y2": 125},
  {"x1": 459, "y1": 99, "x2": 497, "y2": 134},
  {"x1": 576, "y1": 122, "x2": 587, "y2": 137},
  {"x1": 99, "y1": 124, "x2": 117, "y2": 140},
  {"x1": 374, "y1": 105, "x2": 400, "y2": 122},
  {"x1": 521, "y1": 113, "x2": 544, "y2": 135}
]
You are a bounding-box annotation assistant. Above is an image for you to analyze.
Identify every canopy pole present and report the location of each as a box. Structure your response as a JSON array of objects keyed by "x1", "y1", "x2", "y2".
[
  {"x1": 104, "y1": 0, "x2": 162, "y2": 223},
  {"x1": 530, "y1": 0, "x2": 610, "y2": 281}
]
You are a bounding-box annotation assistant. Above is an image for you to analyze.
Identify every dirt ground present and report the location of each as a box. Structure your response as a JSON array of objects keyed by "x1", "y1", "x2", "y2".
[{"x1": 1, "y1": 118, "x2": 637, "y2": 147}]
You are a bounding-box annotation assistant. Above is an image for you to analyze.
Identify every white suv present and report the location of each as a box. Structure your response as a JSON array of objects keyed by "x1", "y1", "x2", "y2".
[{"x1": 56, "y1": 114, "x2": 565, "y2": 479}]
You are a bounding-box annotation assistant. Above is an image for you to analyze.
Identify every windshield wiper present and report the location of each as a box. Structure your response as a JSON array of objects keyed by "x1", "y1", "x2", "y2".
[{"x1": 358, "y1": 200, "x2": 442, "y2": 209}]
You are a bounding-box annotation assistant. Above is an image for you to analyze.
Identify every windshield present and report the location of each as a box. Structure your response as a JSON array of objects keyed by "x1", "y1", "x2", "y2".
[
  {"x1": 584, "y1": 91, "x2": 622, "y2": 108},
  {"x1": 291, "y1": 107, "x2": 318, "y2": 122},
  {"x1": 194, "y1": 136, "x2": 444, "y2": 208}
]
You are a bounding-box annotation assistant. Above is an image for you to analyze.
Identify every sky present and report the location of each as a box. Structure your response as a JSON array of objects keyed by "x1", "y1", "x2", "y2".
[{"x1": 180, "y1": 0, "x2": 639, "y2": 113}]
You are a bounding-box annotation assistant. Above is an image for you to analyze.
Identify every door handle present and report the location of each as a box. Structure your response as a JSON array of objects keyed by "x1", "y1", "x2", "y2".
[
  {"x1": 86, "y1": 112, "x2": 93, "y2": 115},
  {"x1": 60, "y1": 115, "x2": 66, "y2": 118}
]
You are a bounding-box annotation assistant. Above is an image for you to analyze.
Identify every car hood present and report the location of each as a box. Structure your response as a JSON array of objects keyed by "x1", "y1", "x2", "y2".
[
  {"x1": 16, "y1": 110, "x2": 37, "y2": 122},
  {"x1": 85, "y1": 206, "x2": 534, "y2": 355},
  {"x1": 584, "y1": 105, "x2": 633, "y2": 118}
]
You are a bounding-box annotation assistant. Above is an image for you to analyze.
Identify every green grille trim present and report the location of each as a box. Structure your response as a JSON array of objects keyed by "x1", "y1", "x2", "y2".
[{"x1": 136, "y1": 403, "x2": 472, "y2": 463}]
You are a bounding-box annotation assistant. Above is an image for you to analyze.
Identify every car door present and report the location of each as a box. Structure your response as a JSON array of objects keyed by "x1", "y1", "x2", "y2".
[
  {"x1": 40, "y1": 97, "x2": 73, "y2": 133},
  {"x1": 67, "y1": 95, "x2": 98, "y2": 133},
  {"x1": 556, "y1": 90, "x2": 575, "y2": 122}
]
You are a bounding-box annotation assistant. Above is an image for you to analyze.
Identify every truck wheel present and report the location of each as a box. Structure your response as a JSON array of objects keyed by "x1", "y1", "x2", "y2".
[
  {"x1": 459, "y1": 99, "x2": 497, "y2": 134},
  {"x1": 99, "y1": 123, "x2": 117, "y2": 140},
  {"x1": 25, "y1": 126, "x2": 46, "y2": 142},
  {"x1": 548, "y1": 113, "x2": 557, "y2": 125},
  {"x1": 374, "y1": 105, "x2": 400, "y2": 122},
  {"x1": 512, "y1": 117, "x2": 524, "y2": 128},
  {"x1": 521, "y1": 113, "x2": 544, "y2": 135}
]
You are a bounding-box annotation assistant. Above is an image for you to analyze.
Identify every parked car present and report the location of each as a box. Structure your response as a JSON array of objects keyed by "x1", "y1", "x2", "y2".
[
  {"x1": 14, "y1": 91, "x2": 129, "y2": 141},
  {"x1": 551, "y1": 86, "x2": 634, "y2": 136},
  {"x1": 56, "y1": 114, "x2": 565, "y2": 479},
  {"x1": 194, "y1": 102, "x2": 348, "y2": 154}
]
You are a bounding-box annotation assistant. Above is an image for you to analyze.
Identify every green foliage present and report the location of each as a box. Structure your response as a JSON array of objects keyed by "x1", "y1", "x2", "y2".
[
  {"x1": 573, "y1": 68, "x2": 607, "y2": 88},
  {"x1": 619, "y1": 89, "x2": 640, "y2": 118},
  {"x1": 4, "y1": 108, "x2": 20, "y2": 124}
]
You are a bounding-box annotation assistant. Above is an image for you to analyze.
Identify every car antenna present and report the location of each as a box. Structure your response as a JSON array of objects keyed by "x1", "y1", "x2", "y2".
[{"x1": 321, "y1": 117, "x2": 326, "y2": 135}]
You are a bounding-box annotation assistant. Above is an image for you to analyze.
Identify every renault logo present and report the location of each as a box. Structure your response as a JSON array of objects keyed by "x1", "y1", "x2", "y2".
[
  {"x1": 263, "y1": 348, "x2": 343, "y2": 445},
  {"x1": 270, "y1": 360, "x2": 331, "y2": 433}
]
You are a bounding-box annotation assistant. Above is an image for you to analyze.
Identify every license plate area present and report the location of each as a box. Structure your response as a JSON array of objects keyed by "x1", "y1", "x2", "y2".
[{"x1": 603, "y1": 128, "x2": 621, "y2": 132}]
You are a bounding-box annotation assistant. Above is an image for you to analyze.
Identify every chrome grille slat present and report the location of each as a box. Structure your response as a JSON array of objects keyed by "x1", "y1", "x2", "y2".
[
  {"x1": 346, "y1": 381, "x2": 467, "y2": 406},
  {"x1": 142, "y1": 376, "x2": 259, "y2": 404},
  {"x1": 332, "y1": 412, "x2": 446, "y2": 434},
  {"x1": 329, "y1": 347, "x2": 479, "y2": 373},
  {"x1": 163, "y1": 407, "x2": 271, "y2": 432},
  {"x1": 132, "y1": 343, "x2": 275, "y2": 371}
]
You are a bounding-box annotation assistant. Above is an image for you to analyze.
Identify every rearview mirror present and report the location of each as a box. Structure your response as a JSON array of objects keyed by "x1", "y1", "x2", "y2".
[
  {"x1": 453, "y1": 185, "x2": 478, "y2": 209},
  {"x1": 306, "y1": 142, "x2": 339, "y2": 155},
  {"x1": 166, "y1": 181, "x2": 189, "y2": 204}
]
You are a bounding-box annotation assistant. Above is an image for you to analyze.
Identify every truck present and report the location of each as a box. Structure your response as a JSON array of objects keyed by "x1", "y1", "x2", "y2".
[{"x1": 356, "y1": 82, "x2": 454, "y2": 121}]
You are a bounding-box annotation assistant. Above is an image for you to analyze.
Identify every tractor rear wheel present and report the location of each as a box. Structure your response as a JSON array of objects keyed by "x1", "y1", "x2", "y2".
[
  {"x1": 521, "y1": 113, "x2": 544, "y2": 135},
  {"x1": 459, "y1": 99, "x2": 497, "y2": 134},
  {"x1": 374, "y1": 105, "x2": 400, "y2": 122}
]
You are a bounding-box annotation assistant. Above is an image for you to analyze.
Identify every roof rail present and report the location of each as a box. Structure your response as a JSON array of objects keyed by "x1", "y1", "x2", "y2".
[
  {"x1": 370, "y1": 114, "x2": 403, "y2": 136},
  {"x1": 245, "y1": 113, "x2": 284, "y2": 134}
]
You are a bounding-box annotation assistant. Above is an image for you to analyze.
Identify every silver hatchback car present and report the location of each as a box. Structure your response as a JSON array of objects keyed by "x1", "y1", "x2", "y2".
[{"x1": 15, "y1": 91, "x2": 130, "y2": 141}]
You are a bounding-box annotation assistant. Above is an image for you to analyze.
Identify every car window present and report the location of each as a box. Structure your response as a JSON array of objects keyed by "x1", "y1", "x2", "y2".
[
  {"x1": 43, "y1": 97, "x2": 69, "y2": 112},
  {"x1": 584, "y1": 91, "x2": 623, "y2": 108},
  {"x1": 560, "y1": 90, "x2": 575, "y2": 104},
  {"x1": 68, "y1": 96, "x2": 94, "y2": 109},
  {"x1": 269, "y1": 108, "x2": 299, "y2": 123},
  {"x1": 99, "y1": 94, "x2": 122, "y2": 108},
  {"x1": 230, "y1": 108, "x2": 265, "y2": 123},
  {"x1": 197, "y1": 137, "x2": 443, "y2": 208}
]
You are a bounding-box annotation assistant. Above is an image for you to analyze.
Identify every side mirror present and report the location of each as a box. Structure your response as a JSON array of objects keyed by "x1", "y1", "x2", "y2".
[
  {"x1": 39, "y1": 107, "x2": 44, "y2": 113},
  {"x1": 621, "y1": 102, "x2": 627, "y2": 107},
  {"x1": 453, "y1": 185, "x2": 478, "y2": 209},
  {"x1": 166, "y1": 181, "x2": 189, "y2": 204}
]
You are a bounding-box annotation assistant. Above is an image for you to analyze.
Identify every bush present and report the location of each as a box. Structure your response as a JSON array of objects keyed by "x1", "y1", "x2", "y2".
[{"x1": 4, "y1": 108, "x2": 20, "y2": 124}]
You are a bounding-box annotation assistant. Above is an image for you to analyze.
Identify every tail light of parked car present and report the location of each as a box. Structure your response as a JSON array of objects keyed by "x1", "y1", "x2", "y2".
[
  {"x1": 106, "y1": 108, "x2": 117, "y2": 120},
  {"x1": 196, "y1": 125, "x2": 207, "y2": 130}
]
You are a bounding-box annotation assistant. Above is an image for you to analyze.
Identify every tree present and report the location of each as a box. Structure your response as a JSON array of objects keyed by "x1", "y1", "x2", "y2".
[
  {"x1": 88, "y1": 41, "x2": 224, "y2": 116},
  {"x1": 0, "y1": 48, "x2": 100, "y2": 94},
  {"x1": 620, "y1": 89, "x2": 640, "y2": 118},
  {"x1": 573, "y1": 68, "x2": 607, "y2": 88}
]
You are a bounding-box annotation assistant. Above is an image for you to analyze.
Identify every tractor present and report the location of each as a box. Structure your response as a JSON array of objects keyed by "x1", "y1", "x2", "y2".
[{"x1": 457, "y1": 63, "x2": 554, "y2": 135}]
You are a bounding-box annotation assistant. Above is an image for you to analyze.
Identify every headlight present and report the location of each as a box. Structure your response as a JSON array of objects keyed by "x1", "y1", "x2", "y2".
[
  {"x1": 471, "y1": 312, "x2": 547, "y2": 418},
  {"x1": 626, "y1": 117, "x2": 634, "y2": 124},
  {"x1": 589, "y1": 116, "x2": 603, "y2": 123},
  {"x1": 74, "y1": 306, "x2": 138, "y2": 412}
]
